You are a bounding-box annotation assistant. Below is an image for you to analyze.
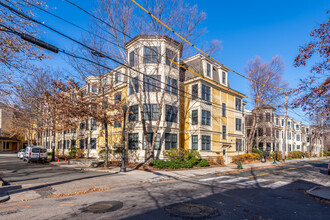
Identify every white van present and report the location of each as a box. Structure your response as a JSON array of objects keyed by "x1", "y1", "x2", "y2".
[{"x1": 24, "y1": 146, "x2": 48, "y2": 163}]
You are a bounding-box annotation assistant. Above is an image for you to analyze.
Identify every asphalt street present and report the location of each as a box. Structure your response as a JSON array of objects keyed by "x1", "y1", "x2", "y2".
[{"x1": 0, "y1": 153, "x2": 329, "y2": 219}]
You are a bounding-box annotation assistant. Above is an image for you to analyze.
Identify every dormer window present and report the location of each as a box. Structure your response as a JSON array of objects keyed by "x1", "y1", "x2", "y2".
[
  {"x1": 165, "y1": 48, "x2": 178, "y2": 68},
  {"x1": 222, "y1": 71, "x2": 226, "y2": 84},
  {"x1": 206, "y1": 63, "x2": 211, "y2": 77},
  {"x1": 144, "y1": 46, "x2": 160, "y2": 63}
]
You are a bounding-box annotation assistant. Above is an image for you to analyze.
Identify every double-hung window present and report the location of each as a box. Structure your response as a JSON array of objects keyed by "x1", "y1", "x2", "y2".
[
  {"x1": 128, "y1": 133, "x2": 139, "y2": 149},
  {"x1": 165, "y1": 48, "x2": 178, "y2": 68},
  {"x1": 129, "y1": 77, "x2": 139, "y2": 94},
  {"x1": 201, "y1": 135, "x2": 211, "y2": 150},
  {"x1": 129, "y1": 49, "x2": 139, "y2": 67},
  {"x1": 235, "y1": 98, "x2": 242, "y2": 111},
  {"x1": 191, "y1": 110, "x2": 198, "y2": 125},
  {"x1": 143, "y1": 104, "x2": 158, "y2": 121},
  {"x1": 90, "y1": 138, "x2": 97, "y2": 149},
  {"x1": 165, "y1": 105, "x2": 178, "y2": 122},
  {"x1": 129, "y1": 105, "x2": 139, "y2": 122},
  {"x1": 143, "y1": 133, "x2": 161, "y2": 150},
  {"x1": 86, "y1": 119, "x2": 89, "y2": 130},
  {"x1": 236, "y1": 139, "x2": 242, "y2": 151},
  {"x1": 192, "y1": 84, "x2": 198, "y2": 100},
  {"x1": 165, "y1": 133, "x2": 177, "y2": 150},
  {"x1": 222, "y1": 125, "x2": 227, "y2": 139},
  {"x1": 143, "y1": 75, "x2": 161, "y2": 92},
  {"x1": 235, "y1": 118, "x2": 242, "y2": 131},
  {"x1": 144, "y1": 46, "x2": 160, "y2": 63},
  {"x1": 201, "y1": 85, "x2": 210, "y2": 102},
  {"x1": 114, "y1": 92, "x2": 121, "y2": 104},
  {"x1": 115, "y1": 72, "x2": 121, "y2": 84},
  {"x1": 222, "y1": 71, "x2": 226, "y2": 84},
  {"x1": 222, "y1": 103, "x2": 226, "y2": 117},
  {"x1": 92, "y1": 84, "x2": 97, "y2": 93},
  {"x1": 91, "y1": 119, "x2": 97, "y2": 130},
  {"x1": 192, "y1": 135, "x2": 198, "y2": 150},
  {"x1": 206, "y1": 63, "x2": 211, "y2": 77},
  {"x1": 79, "y1": 139, "x2": 84, "y2": 149},
  {"x1": 201, "y1": 110, "x2": 211, "y2": 125},
  {"x1": 166, "y1": 77, "x2": 178, "y2": 95},
  {"x1": 80, "y1": 122, "x2": 85, "y2": 130},
  {"x1": 296, "y1": 134, "x2": 300, "y2": 141}
]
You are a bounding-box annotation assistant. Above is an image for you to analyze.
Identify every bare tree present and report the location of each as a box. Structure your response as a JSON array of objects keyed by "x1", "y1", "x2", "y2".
[
  {"x1": 0, "y1": 0, "x2": 49, "y2": 99},
  {"x1": 245, "y1": 55, "x2": 287, "y2": 153},
  {"x1": 84, "y1": 0, "x2": 217, "y2": 163},
  {"x1": 9, "y1": 68, "x2": 57, "y2": 146}
]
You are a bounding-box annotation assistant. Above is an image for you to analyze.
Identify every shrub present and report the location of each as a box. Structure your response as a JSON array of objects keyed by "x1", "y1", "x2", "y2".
[
  {"x1": 287, "y1": 151, "x2": 302, "y2": 159},
  {"x1": 252, "y1": 148, "x2": 263, "y2": 159},
  {"x1": 69, "y1": 147, "x2": 77, "y2": 158},
  {"x1": 151, "y1": 160, "x2": 193, "y2": 169},
  {"x1": 304, "y1": 151, "x2": 310, "y2": 158},
  {"x1": 195, "y1": 159, "x2": 209, "y2": 167},
  {"x1": 188, "y1": 157, "x2": 200, "y2": 166},
  {"x1": 232, "y1": 153, "x2": 260, "y2": 164},
  {"x1": 323, "y1": 150, "x2": 330, "y2": 156},
  {"x1": 163, "y1": 149, "x2": 201, "y2": 161},
  {"x1": 206, "y1": 156, "x2": 225, "y2": 165},
  {"x1": 76, "y1": 149, "x2": 85, "y2": 158}
]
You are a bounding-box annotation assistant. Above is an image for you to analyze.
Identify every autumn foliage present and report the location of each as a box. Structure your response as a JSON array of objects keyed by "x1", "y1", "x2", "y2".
[{"x1": 293, "y1": 9, "x2": 330, "y2": 121}]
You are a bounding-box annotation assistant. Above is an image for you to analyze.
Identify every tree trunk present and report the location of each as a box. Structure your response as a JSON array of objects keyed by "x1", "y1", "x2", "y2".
[{"x1": 104, "y1": 123, "x2": 109, "y2": 169}]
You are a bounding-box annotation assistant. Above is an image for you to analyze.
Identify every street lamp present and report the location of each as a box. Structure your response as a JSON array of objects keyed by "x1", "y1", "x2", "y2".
[{"x1": 121, "y1": 105, "x2": 128, "y2": 172}]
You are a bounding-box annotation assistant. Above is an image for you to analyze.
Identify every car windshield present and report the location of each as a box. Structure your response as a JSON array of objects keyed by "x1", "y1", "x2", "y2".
[
  {"x1": 32, "y1": 148, "x2": 40, "y2": 153},
  {"x1": 40, "y1": 149, "x2": 47, "y2": 153},
  {"x1": 22, "y1": 150, "x2": 25, "y2": 152}
]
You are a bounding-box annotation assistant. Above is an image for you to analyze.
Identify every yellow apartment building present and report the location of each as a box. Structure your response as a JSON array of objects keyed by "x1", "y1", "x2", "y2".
[{"x1": 42, "y1": 35, "x2": 246, "y2": 163}]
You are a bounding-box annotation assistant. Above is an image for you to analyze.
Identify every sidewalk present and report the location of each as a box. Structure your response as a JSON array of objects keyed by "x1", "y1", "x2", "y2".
[
  {"x1": 2, "y1": 157, "x2": 327, "y2": 203},
  {"x1": 52, "y1": 157, "x2": 325, "y2": 179},
  {"x1": 306, "y1": 186, "x2": 330, "y2": 201}
]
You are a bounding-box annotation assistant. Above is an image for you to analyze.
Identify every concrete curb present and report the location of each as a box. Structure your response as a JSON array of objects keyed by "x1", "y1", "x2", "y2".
[
  {"x1": 0, "y1": 190, "x2": 10, "y2": 203},
  {"x1": 306, "y1": 186, "x2": 330, "y2": 201}
]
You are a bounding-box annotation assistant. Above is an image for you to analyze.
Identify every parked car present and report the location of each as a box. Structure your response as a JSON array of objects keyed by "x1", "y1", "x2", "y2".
[
  {"x1": 24, "y1": 146, "x2": 48, "y2": 163},
  {"x1": 18, "y1": 149, "x2": 25, "y2": 159},
  {"x1": 328, "y1": 161, "x2": 330, "y2": 175},
  {"x1": 17, "y1": 150, "x2": 22, "y2": 158}
]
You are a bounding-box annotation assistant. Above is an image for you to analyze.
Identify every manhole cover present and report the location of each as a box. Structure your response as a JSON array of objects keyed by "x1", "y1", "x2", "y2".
[
  {"x1": 165, "y1": 203, "x2": 220, "y2": 218},
  {"x1": 82, "y1": 201, "x2": 123, "y2": 213}
]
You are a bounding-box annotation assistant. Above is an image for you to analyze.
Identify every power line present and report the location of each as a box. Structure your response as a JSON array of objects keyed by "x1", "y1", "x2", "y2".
[
  {"x1": 1, "y1": 21, "x2": 244, "y2": 116},
  {"x1": 61, "y1": 0, "x2": 281, "y2": 107},
  {"x1": 130, "y1": 0, "x2": 284, "y2": 90},
  {"x1": 0, "y1": 1, "x2": 247, "y2": 114}
]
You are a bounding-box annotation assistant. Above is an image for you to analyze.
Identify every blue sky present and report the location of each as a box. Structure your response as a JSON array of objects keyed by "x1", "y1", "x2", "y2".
[{"x1": 34, "y1": 0, "x2": 329, "y2": 124}]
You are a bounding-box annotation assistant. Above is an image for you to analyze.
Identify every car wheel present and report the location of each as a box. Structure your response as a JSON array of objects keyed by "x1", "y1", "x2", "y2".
[{"x1": 27, "y1": 159, "x2": 31, "y2": 163}]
